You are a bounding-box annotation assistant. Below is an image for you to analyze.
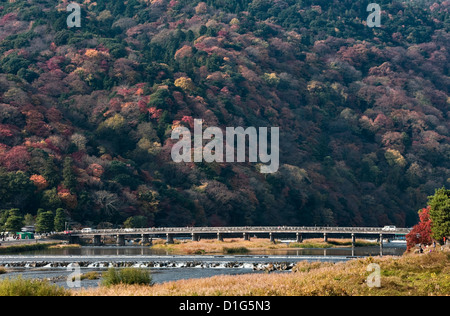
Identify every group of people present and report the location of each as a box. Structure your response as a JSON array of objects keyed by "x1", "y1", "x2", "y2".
[
  {"x1": 0, "y1": 232, "x2": 20, "y2": 241},
  {"x1": 1, "y1": 233, "x2": 15, "y2": 246},
  {"x1": 418, "y1": 239, "x2": 449, "y2": 253}
]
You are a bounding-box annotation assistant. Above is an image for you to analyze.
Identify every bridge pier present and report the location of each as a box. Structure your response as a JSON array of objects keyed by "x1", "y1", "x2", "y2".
[
  {"x1": 351, "y1": 233, "x2": 356, "y2": 257},
  {"x1": 217, "y1": 233, "x2": 224, "y2": 242},
  {"x1": 69, "y1": 235, "x2": 80, "y2": 245},
  {"x1": 243, "y1": 232, "x2": 250, "y2": 241},
  {"x1": 141, "y1": 234, "x2": 152, "y2": 245},
  {"x1": 269, "y1": 232, "x2": 275, "y2": 244},
  {"x1": 192, "y1": 233, "x2": 200, "y2": 242},
  {"x1": 93, "y1": 235, "x2": 102, "y2": 246},
  {"x1": 166, "y1": 233, "x2": 174, "y2": 244},
  {"x1": 379, "y1": 234, "x2": 383, "y2": 256},
  {"x1": 323, "y1": 233, "x2": 328, "y2": 243},
  {"x1": 117, "y1": 235, "x2": 125, "y2": 246},
  {"x1": 296, "y1": 233, "x2": 303, "y2": 243}
]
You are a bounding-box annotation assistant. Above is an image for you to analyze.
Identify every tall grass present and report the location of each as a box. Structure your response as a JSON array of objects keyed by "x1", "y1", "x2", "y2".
[
  {"x1": 101, "y1": 268, "x2": 152, "y2": 287},
  {"x1": 78, "y1": 251, "x2": 450, "y2": 296},
  {"x1": 289, "y1": 242, "x2": 332, "y2": 249},
  {"x1": 0, "y1": 243, "x2": 59, "y2": 254},
  {"x1": 223, "y1": 247, "x2": 250, "y2": 254},
  {"x1": 152, "y1": 238, "x2": 288, "y2": 254},
  {"x1": 0, "y1": 277, "x2": 70, "y2": 296}
]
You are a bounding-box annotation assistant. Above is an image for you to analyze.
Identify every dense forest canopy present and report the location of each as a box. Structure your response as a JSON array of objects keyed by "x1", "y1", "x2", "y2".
[{"x1": 0, "y1": 0, "x2": 449, "y2": 229}]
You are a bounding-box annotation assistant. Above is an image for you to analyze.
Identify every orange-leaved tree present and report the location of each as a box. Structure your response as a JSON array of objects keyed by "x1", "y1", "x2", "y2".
[{"x1": 406, "y1": 206, "x2": 432, "y2": 251}]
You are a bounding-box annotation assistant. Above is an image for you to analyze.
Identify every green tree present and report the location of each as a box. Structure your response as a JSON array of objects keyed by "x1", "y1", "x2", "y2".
[
  {"x1": 428, "y1": 187, "x2": 450, "y2": 241},
  {"x1": 41, "y1": 188, "x2": 63, "y2": 210},
  {"x1": 0, "y1": 170, "x2": 36, "y2": 210},
  {"x1": 54, "y1": 208, "x2": 67, "y2": 232},
  {"x1": 137, "y1": 188, "x2": 160, "y2": 226},
  {"x1": 35, "y1": 210, "x2": 54, "y2": 233},
  {"x1": 0, "y1": 209, "x2": 9, "y2": 231},
  {"x1": 63, "y1": 157, "x2": 77, "y2": 192},
  {"x1": 199, "y1": 25, "x2": 208, "y2": 36},
  {"x1": 1, "y1": 53, "x2": 31, "y2": 75},
  {"x1": 4, "y1": 209, "x2": 24, "y2": 232},
  {"x1": 24, "y1": 214, "x2": 35, "y2": 226},
  {"x1": 42, "y1": 158, "x2": 60, "y2": 187},
  {"x1": 124, "y1": 216, "x2": 147, "y2": 228}
]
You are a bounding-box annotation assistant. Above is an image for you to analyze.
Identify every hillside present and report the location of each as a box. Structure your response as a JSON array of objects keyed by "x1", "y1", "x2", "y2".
[{"x1": 0, "y1": 0, "x2": 449, "y2": 229}]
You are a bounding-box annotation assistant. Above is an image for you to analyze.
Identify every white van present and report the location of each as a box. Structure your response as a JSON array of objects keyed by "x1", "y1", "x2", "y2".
[
  {"x1": 81, "y1": 228, "x2": 94, "y2": 233},
  {"x1": 382, "y1": 226, "x2": 396, "y2": 232}
]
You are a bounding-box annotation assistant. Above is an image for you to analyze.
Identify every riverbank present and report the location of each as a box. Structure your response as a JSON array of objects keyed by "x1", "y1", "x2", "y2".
[
  {"x1": 149, "y1": 238, "x2": 378, "y2": 255},
  {"x1": 77, "y1": 250, "x2": 450, "y2": 296},
  {"x1": 0, "y1": 240, "x2": 64, "y2": 255}
]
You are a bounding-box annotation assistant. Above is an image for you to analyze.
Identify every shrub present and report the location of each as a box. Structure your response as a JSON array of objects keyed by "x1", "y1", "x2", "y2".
[
  {"x1": 73, "y1": 271, "x2": 101, "y2": 282},
  {"x1": 223, "y1": 247, "x2": 249, "y2": 254},
  {"x1": 0, "y1": 277, "x2": 70, "y2": 296},
  {"x1": 101, "y1": 268, "x2": 152, "y2": 287},
  {"x1": 288, "y1": 242, "x2": 332, "y2": 249}
]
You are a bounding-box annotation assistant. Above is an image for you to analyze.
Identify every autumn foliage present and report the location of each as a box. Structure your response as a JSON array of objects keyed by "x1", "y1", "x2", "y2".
[
  {"x1": 0, "y1": 0, "x2": 449, "y2": 229},
  {"x1": 30, "y1": 175, "x2": 49, "y2": 191},
  {"x1": 406, "y1": 206, "x2": 433, "y2": 251}
]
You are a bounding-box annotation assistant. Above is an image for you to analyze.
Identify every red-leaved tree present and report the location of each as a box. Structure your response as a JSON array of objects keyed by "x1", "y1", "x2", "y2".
[{"x1": 406, "y1": 206, "x2": 432, "y2": 251}]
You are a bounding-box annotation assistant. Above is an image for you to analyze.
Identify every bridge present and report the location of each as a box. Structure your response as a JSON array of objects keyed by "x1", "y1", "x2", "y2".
[{"x1": 67, "y1": 226, "x2": 411, "y2": 248}]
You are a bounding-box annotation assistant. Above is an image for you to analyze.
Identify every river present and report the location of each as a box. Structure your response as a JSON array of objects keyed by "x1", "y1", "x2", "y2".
[{"x1": 0, "y1": 242, "x2": 406, "y2": 290}]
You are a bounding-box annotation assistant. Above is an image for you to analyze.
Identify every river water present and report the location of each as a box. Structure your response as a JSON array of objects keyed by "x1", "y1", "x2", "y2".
[{"x1": 0, "y1": 242, "x2": 406, "y2": 290}]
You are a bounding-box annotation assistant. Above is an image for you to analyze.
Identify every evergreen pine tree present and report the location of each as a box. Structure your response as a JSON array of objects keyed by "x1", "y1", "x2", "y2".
[
  {"x1": 429, "y1": 187, "x2": 450, "y2": 241},
  {"x1": 54, "y1": 208, "x2": 67, "y2": 232},
  {"x1": 35, "y1": 211, "x2": 54, "y2": 233},
  {"x1": 63, "y1": 157, "x2": 77, "y2": 192}
]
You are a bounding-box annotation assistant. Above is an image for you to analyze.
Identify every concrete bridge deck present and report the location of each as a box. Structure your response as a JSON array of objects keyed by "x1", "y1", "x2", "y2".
[{"x1": 70, "y1": 226, "x2": 411, "y2": 237}]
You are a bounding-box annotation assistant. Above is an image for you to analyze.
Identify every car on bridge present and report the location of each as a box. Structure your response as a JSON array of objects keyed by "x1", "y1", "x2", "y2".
[{"x1": 382, "y1": 226, "x2": 397, "y2": 232}]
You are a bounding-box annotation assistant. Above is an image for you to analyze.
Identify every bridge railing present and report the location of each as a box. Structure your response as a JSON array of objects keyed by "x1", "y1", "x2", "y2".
[{"x1": 70, "y1": 226, "x2": 411, "y2": 235}]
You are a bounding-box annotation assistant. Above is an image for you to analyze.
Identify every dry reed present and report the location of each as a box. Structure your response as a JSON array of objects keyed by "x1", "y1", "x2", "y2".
[{"x1": 76, "y1": 251, "x2": 450, "y2": 296}]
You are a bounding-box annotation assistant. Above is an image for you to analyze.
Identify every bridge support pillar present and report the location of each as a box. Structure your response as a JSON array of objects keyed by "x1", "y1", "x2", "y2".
[
  {"x1": 142, "y1": 234, "x2": 151, "y2": 245},
  {"x1": 269, "y1": 232, "x2": 275, "y2": 244},
  {"x1": 117, "y1": 235, "x2": 125, "y2": 246},
  {"x1": 323, "y1": 233, "x2": 328, "y2": 243},
  {"x1": 69, "y1": 235, "x2": 80, "y2": 245},
  {"x1": 351, "y1": 233, "x2": 356, "y2": 247},
  {"x1": 243, "y1": 232, "x2": 250, "y2": 241},
  {"x1": 217, "y1": 233, "x2": 223, "y2": 242},
  {"x1": 296, "y1": 233, "x2": 303, "y2": 243},
  {"x1": 166, "y1": 233, "x2": 174, "y2": 244},
  {"x1": 93, "y1": 235, "x2": 102, "y2": 246},
  {"x1": 379, "y1": 234, "x2": 383, "y2": 257},
  {"x1": 192, "y1": 233, "x2": 200, "y2": 242}
]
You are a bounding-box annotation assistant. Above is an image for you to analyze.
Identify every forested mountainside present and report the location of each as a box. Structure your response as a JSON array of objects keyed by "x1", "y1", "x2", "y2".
[{"x1": 0, "y1": 0, "x2": 449, "y2": 229}]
